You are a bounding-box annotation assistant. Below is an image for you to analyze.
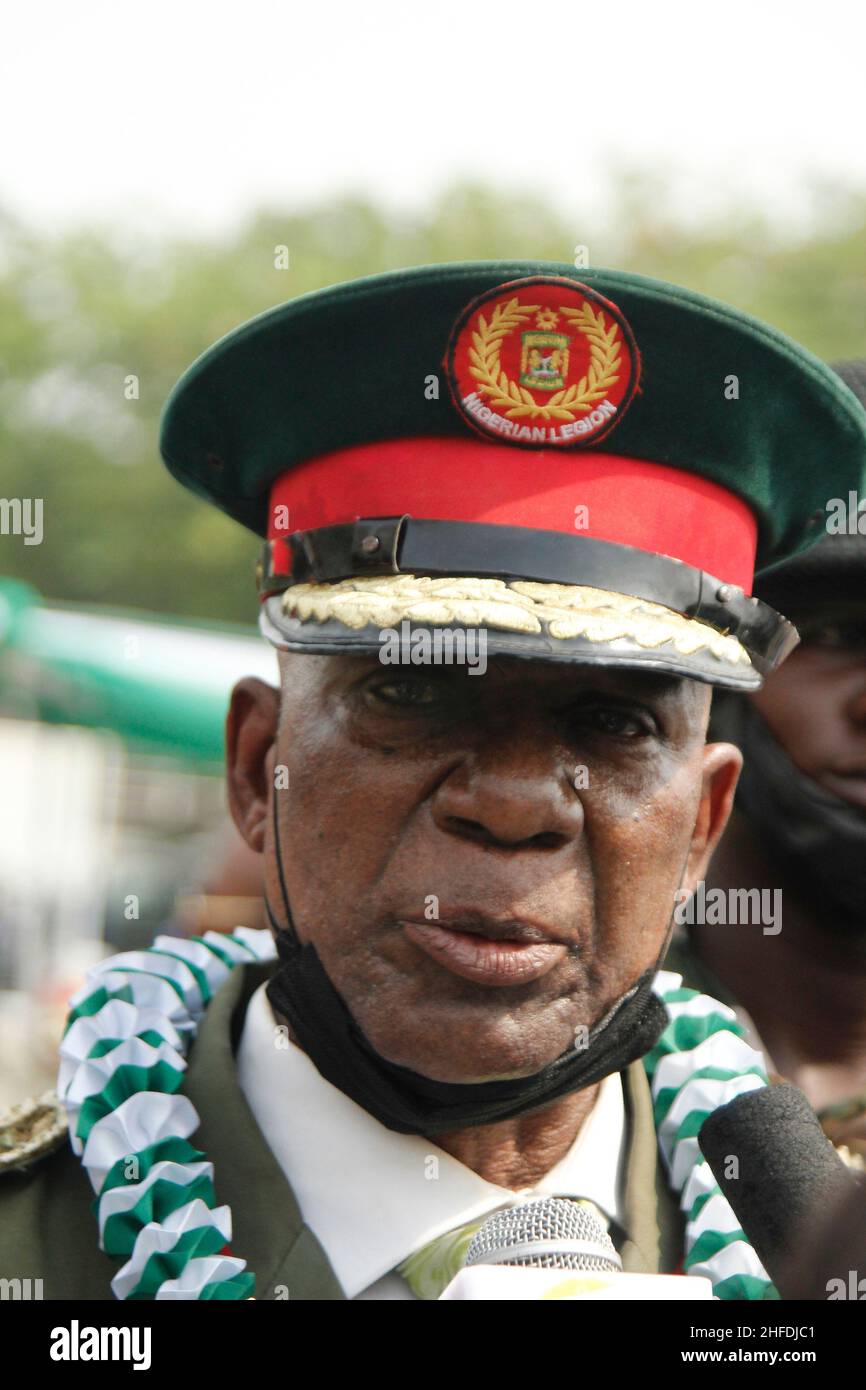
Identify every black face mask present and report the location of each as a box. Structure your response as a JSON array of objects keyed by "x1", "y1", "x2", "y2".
[
  {"x1": 263, "y1": 792, "x2": 670, "y2": 1136},
  {"x1": 715, "y1": 698, "x2": 866, "y2": 933}
]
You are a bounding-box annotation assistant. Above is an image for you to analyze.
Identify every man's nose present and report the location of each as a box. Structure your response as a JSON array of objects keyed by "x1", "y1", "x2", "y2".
[{"x1": 429, "y1": 727, "x2": 585, "y2": 850}]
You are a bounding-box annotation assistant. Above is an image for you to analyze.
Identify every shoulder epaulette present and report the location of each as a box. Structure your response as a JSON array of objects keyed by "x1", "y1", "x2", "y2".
[{"x1": 0, "y1": 1090, "x2": 68, "y2": 1176}]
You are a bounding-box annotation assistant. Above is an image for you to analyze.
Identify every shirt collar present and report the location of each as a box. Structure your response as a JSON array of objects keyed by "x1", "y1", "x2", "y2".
[{"x1": 238, "y1": 982, "x2": 626, "y2": 1299}]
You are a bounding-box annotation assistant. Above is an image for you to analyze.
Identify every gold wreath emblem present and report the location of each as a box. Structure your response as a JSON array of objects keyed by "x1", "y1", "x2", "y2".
[{"x1": 468, "y1": 296, "x2": 623, "y2": 421}]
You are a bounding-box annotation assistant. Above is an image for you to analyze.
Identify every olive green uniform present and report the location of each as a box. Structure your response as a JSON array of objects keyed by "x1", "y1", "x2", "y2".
[{"x1": 0, "y1": 959, "x2": 684, "y2": 1299}]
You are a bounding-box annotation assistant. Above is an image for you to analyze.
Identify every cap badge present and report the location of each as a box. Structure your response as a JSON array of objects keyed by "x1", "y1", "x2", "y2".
[{"x1": 447, "y1": 276, "x2": 639, "y2": 447}]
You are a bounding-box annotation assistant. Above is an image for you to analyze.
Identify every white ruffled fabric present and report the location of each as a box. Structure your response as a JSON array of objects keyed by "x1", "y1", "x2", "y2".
[
  {"x1": 154, "y1": 1255, "x2": 249, "y2": 1299},
  {"x1": 63, "y1": 1037, "x2": 188, "y2": 1156},
  {"x1": 59, "y1": 1000, "x2": 186, "y2": 1097},
  {"x1": 67, "y1": 969, "x2": 197, "y2": 1038},
  {"x1": 97, "y1": 1160, "x2": 215, "y2": 1237},
  {"x1": 230, "y1": 927, "x2": 277, "y2": 962},
  {"x1": 151, "y1": 935, "x2": 233, "y2": 995},
  {"x1": 650, "y1": 970, "x2": 773, "y2": 1295},
  {"x1": 87, "y1": 950, "x2": 206, "y2": 1018},
  {"x1": 81, "y1": 1091, "x2": 201, "y2": 1191},
  {"x1": 689, "y1": 1239, "x2": 770, "y2": 1284},
  {"x1": 59, "y1": 929, "x2": 275, "y2": 1300},
  {"x1": 111, "y1": 1199, "x2": 232, "y2": 1300}
]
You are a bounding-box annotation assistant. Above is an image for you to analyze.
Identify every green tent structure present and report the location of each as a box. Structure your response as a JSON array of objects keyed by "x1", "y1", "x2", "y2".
[
  {"x1": 0, "y1": 579, "x2": 276, "y2": 766},
  {"x1": 0, "y1": 577, "x2": 279, "y2": 991}
]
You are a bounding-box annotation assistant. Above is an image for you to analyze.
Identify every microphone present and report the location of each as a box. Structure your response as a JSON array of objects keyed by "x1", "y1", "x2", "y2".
[
  {"x1": 464, "y1": 1196, "x2": 622, "y2": 1272},
  {"x1": 439, "y1": 1197, "x2": 713, "y2": 1300},
  {"x1": 699, "y1": 1081, "x2": 866, "y2": 1299}
]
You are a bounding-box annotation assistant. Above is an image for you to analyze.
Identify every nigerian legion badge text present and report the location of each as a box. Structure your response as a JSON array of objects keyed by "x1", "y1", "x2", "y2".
[{"x1": 446, "y1": 277, "x2": 640, "y2": 447}]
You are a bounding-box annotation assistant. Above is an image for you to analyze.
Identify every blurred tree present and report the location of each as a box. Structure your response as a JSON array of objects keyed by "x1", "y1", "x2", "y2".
[{"x1": 1, "y1": 177, "x2": 865, "y2": 623}]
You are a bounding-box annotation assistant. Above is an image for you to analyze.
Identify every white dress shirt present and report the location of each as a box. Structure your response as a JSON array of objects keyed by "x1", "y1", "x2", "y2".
[{"x1": 237, "y1": 982, "x2": 627, "y2": 1299}]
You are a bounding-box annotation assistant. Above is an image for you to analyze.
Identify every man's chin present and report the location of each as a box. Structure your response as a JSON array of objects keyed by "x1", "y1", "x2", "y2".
[{"x1": 363, "y1": 1028, "x2": 575, "y2": 1085}]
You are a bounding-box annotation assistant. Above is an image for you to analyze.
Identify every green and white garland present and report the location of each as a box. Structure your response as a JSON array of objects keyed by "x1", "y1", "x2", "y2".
[
  {"x1": 645, "y1": 970, "x2": 777, "y2": 1300},
  {"x1": 57, "y1": 934, "x2": 776, "y2": 1300},
  {"x1": 58, "y1": 929, "x2": 275, "y2": 1300}
]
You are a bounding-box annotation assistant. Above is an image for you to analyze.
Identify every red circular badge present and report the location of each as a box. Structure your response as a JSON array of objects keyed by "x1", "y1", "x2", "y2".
[{"x1": 446, "y1": 276, "x2": 640, "y2": 448}]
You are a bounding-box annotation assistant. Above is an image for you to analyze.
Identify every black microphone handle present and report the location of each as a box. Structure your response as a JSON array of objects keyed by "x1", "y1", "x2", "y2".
[{"x1": 698, "y1": 1081, "x2": 865, "y2": 1300}]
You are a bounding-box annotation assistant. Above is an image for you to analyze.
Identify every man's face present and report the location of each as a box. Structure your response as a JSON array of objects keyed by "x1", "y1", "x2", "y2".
[
  {"x1": 227, "y1": 651, "x2": 739, "y2": 1084},
  {"x1": 750, "y1": 605, "x2": 866, "y2": 809}
]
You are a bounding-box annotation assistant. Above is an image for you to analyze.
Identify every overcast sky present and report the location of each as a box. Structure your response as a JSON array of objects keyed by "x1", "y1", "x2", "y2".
[{"x1": 3, "y1": 0, "x2": 866, "y2": 238}]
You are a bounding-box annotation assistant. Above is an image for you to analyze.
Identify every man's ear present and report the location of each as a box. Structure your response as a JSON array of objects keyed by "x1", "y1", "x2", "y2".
[
  {"x1": 681, "y1": 742, "x2": 743, "y2": 895},
  {"x1": 226, "y1": 677, "x2": 280, "y2": 853}
]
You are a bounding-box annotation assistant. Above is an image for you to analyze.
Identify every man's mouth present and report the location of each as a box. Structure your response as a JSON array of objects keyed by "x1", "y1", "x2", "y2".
[{"x1": 398, "y1": 911, "x2": 570, "y2": 987}]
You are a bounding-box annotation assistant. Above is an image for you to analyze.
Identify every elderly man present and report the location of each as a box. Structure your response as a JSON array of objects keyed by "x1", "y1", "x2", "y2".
[{"x1": 2, "y1": 263, "x2": 865, "y2": 1301}]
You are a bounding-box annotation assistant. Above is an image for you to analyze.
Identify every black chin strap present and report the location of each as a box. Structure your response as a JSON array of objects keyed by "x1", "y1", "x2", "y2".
[
  {"x1": 263, "y1": 787, "x2": 672, "y2": 1135},
  {"x1": 271, "y1": 767, "x2": 299, "y2": 941}
]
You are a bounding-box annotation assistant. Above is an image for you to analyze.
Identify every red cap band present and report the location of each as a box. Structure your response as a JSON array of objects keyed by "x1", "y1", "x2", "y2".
[{"x1": 267, "y1": 436, "x2": 757, "y2": 592}]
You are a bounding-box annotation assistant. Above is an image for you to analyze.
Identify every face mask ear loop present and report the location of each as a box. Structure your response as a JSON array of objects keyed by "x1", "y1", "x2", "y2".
[{"x1": 266, "y1": 776, "x2": 300, "y2": 945}]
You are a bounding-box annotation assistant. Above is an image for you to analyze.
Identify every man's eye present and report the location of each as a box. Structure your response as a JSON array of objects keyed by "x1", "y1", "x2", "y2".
[
  {"x1": 575, "y1": 707, "x2": 653, "y2": 738},
  {"x1": 366, "y1": 678, "x2": 442, "y2": 707}
]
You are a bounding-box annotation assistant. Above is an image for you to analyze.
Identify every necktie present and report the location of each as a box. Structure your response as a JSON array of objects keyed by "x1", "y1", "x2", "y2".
[{"x1": 397, "y1": 1217, "x2": 486, "y2": 1300}]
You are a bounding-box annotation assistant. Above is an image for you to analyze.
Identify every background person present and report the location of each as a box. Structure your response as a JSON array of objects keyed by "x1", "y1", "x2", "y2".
[{"x1": 669, "y1": 365, "x2": 866, "y2": 1166}]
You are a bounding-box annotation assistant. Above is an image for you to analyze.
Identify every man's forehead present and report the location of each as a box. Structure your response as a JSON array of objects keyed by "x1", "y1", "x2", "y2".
[{"x1": 280, "y1": 648, "x2": 700, "y2": 703}]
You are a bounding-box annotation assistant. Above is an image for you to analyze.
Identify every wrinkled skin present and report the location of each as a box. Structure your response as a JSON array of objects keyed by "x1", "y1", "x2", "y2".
[{"x1": 227, "y1": 653, "x2": 739, "y2": 1090}]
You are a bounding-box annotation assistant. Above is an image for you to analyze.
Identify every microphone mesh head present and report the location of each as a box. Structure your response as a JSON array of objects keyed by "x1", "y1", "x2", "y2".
[{"x1": 464, "y1": 1196, "x2": 621, "y2": 1272}]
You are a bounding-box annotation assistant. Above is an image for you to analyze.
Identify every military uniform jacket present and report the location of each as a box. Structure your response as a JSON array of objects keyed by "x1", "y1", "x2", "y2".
[{"x1": 0, "y1": 960, "x2": 686, "y2": 1298}]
